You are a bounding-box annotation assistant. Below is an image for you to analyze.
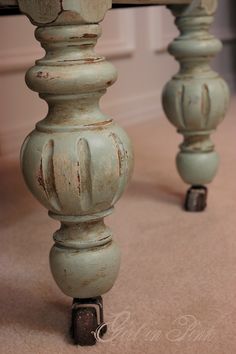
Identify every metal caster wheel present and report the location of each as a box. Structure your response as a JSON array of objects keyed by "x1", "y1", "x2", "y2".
[
  {"x1": 184, "y1": 185, "x2": 208, "y2": 212},
  {"x1": 71, "y1": 296, "x2": 107, "y2": 346}
]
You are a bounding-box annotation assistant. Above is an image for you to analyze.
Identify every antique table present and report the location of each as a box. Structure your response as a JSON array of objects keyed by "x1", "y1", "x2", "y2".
[{"x1": 0, "y1": 0, "x2": 229, "y2": 346}]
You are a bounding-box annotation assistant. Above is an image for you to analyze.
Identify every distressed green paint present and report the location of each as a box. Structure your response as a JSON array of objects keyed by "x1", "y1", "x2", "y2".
[
  {"x1": 162, "y1": 0, "x2": 230, "y2": 185},
  {"x1": 20, "y1": 1, "x2": 134, "y2": 299}
]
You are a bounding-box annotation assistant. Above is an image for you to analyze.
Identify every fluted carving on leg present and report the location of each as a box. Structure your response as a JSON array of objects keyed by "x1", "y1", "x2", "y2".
[
  {"x1": 162, "y1": 1, "x2": 229, "y2": 190},
  {"x1": 20, "y1": 20, "x2": 133, "y2": 300}
]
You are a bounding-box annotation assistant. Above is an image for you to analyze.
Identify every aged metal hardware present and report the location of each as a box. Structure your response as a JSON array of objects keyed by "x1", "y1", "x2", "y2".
[
  {"x1": 185, "y1": 185, "x2": 208, "y2": 212},
  {"x1": 71, "y1": 296, "x2": 107, "y2": 346}
]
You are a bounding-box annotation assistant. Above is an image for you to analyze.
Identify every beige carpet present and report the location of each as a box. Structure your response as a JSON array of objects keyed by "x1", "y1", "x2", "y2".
[{"x1": 1, "y1": 99, "x2": 236, "y2": 354}]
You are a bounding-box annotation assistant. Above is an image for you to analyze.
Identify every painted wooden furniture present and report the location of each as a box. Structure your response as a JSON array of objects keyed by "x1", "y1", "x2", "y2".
[{"x1": 0, "y1": 0, "x2": 229, "y2": 346}]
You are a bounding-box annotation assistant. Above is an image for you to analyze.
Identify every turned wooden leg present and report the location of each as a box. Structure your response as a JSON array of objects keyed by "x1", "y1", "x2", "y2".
[
  {"x1": 162, "y1": 0, "x2": 230, "y2": 211},
  {"x1": 19, "y1": 0, "x2": 133, "y2": 345}
]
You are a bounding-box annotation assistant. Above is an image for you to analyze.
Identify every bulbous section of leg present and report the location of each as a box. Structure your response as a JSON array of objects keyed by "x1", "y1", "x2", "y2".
[
  {"x1": 20, "y1": 122, "x2": 133, "y2": 216},
  {"x1": 20, "y1": 121, "x2": 132, "y2": 298},
  {"x1": 176, "y1": 151, "x2": 219, "y2": 185},
  {"x1": 163, "y1": 76, "x2": 229, "y2": 133},
  {"x1": 50, "y1": 221, "x2": 121, "y2": 298},
  {"x1": 162, "y1": 77, "x2": 229, "y2": 187}
]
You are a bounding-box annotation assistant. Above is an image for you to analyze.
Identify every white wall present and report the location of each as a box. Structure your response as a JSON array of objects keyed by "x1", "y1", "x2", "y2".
[{"x1": 0, "y1": 2, "x2": 235, "y2": 158}]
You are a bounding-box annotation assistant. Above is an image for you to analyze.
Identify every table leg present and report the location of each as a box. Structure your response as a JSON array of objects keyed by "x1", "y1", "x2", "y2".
[
  {"x1": 162, "y1": 0, "x2": 230, "y2": 211},
  {"x1": 19, "y1": 0, "x2": 133, "y2": 345}
]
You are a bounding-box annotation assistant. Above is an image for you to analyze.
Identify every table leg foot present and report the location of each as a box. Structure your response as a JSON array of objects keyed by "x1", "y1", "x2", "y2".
[
  {"x1": 71, "y1": 296, "x2": 107, "y2": 346},
  {"x1": 185, "y1": 185, "x2": 208, "y2": 212}
]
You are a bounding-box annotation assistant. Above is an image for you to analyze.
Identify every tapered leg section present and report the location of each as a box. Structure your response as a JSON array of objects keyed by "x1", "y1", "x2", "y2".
[
  {"x1": 162, "y1": 0, "x2": 230, "y2": 211},
  {"x1": 19, "y1": 1, "x2": 133, "y2": 345}
]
